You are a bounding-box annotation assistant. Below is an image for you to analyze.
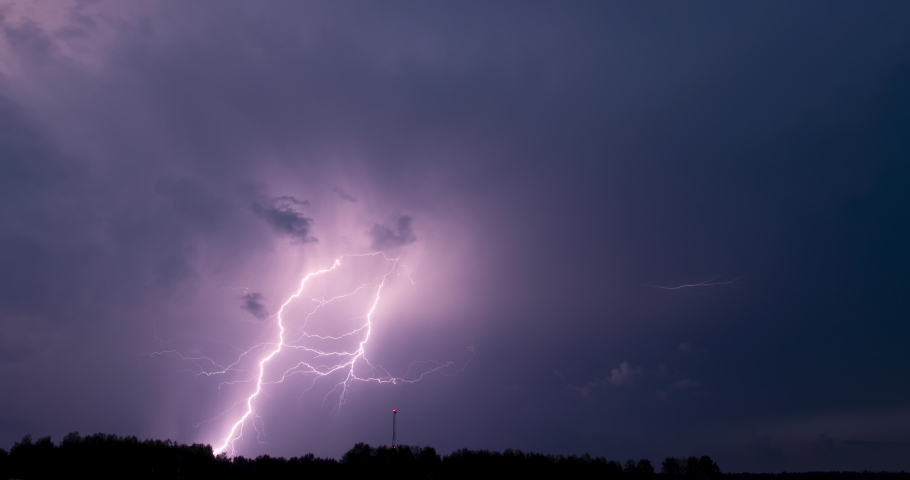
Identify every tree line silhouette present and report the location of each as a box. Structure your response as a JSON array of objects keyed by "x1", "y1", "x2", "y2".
[
  {"x1": 0, "y1": 432, "x2": 716, "y2": 479},
  {"x1": 0, "y1": 431, "x2": 900, "y2": 479}
]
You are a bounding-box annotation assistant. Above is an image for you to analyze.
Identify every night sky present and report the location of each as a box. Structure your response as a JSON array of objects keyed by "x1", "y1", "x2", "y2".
[{"x1": 1, "y1": 1, "x2": 909, "y2": 473}]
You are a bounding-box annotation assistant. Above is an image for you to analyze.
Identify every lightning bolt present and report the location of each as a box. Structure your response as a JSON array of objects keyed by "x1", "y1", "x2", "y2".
[
  {"x1": 645, "y1": 275, "x2": 745, "y2": 293},
  {"x1": 149, "y1": 252, "x2": 471, "y2": 456}
]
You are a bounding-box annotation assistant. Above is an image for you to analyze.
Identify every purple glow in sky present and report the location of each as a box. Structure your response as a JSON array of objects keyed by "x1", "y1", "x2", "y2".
[
  {"x1": 1, "y1": 0, "x2": 910, "y2": 472},
  {"x1": 156, "y1": 251, "x2": 471, "y2": 456}
]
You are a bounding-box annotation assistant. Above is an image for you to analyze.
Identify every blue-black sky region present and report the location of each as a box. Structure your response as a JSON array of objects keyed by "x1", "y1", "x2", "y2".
[{"x1": 0, "y1": 1, "x2": 909, "y2": 473}]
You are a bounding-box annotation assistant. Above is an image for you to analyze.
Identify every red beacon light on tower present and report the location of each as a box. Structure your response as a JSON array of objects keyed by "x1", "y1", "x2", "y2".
[{"x1": 391, "y1": 409, "x2": 398, "y2": 448}]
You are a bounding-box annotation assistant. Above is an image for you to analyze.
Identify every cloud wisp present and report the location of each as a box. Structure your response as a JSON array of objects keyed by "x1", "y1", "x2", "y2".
[
  {"x1": 333, "y1": 187, "x2": 357, "y2": 203},
  {"x1": 566, "y1": 362, "x2": 644, "y2": 397}
]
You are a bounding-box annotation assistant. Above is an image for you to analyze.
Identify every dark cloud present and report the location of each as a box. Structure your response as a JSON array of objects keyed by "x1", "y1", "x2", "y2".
[
  {"x1": 369, "y1": 216, "x2": 416, "y2": 251},
  {"x1": 0, "y1": 0, "x2": 907, "y2": 471},
  {"x1": 817, "y1": 432, "x2": 844, "y2": 458},
  {"x1": 751, "y1": 432, "x2": 786, "y2": 468},
  {"x1": 672, "y1": 379, "x2": 701, "y2": 389},
  {"x1": 152, "y1": 254, "x2": 192, "y2": 288},
  {"x1": 0, "y1": 16, "x2": 59, "y2": 63},
  {"x1": 251, "y1": 197, "x2": 315, "y2": 243},
  {"x1": 154, "y1": 177, "x2": 231, "y2": 230},
  {"x1": 272, "y1": 196, "x2": 309, "y2": 207},
  {"x1": 241, "y1": 292, "x2": 269, "y2": 320},
  {"x1": 333, "y1": 187, "x2": 357, "y2": 202},
  {"x1": 566, "y1": 362, "x2": 643, "y2": 396},
  {"x1": 603, "y1": 362, "x2": 642, "y2": 386}
]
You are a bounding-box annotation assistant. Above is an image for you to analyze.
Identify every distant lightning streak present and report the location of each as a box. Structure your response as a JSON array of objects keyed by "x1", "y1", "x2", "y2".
[
  {"x1": 645, "y1": 275, "x2": 745, "y2": 292},
  {"x1": 147, "y1": 252, "x2": 469, "y2": 456}
]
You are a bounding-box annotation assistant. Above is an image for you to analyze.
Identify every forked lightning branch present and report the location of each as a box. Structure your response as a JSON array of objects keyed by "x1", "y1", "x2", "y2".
[{"x1": 149, "y1": 252, "x2": 467, "y2": 456}]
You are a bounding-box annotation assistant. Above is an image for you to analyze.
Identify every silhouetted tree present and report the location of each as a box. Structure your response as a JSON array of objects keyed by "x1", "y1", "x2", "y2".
[
  {"x1": 0, "y1": 446, "x2": 8, "y2": 480},
  {"x1": 662, "y1": 456, "x2": 721, "y2": 480},
  {"x1": 622, "y1": 458, "x2": 655, "y2": 478},
  {"x1": 695, "y1": 455, "x2": 721, "y2": 480},
  {"x1": 605, "y1": 459, "x2": 624, "y2": 478},
  {"x1": 638, "y1": 458, "x2": 655, "y2": 475},
  {"x1": 663, "y1": 457, "x2": 683, "y2": 478}
]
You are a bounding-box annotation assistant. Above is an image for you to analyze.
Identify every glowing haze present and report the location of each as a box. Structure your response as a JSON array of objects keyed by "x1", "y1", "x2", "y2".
[
  {"x1": 1, "y1": 0, "x2": 910, "y2": 472},
  {"x1": 161, "y1": 251, "x2": 469, "y2": 456}
]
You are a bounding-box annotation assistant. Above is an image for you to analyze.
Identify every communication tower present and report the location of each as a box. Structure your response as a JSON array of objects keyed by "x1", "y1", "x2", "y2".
[{"x1": 392, "y1": 409, "x2": 397, "y2": 448}]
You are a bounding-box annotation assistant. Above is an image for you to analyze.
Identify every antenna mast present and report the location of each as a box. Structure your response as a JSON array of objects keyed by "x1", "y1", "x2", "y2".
[{"x1": 392, "y1": 409, "x2": 397, "y2": 448}]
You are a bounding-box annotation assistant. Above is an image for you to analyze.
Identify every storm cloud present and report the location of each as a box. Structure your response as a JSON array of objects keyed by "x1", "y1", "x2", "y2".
[
  {"x1": 0, "y1": 0, "x2": 908, "y2": 472},
  {"x1": 251, "y1": 197, "x2": 315, "y2": 243}
]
